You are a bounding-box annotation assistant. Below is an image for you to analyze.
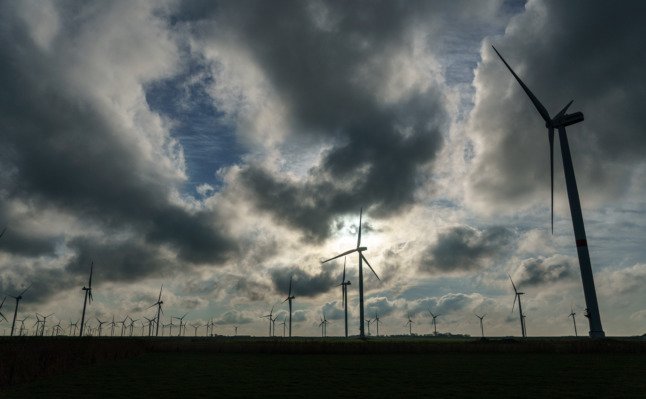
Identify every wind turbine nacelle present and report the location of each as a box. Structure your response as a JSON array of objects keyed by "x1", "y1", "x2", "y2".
[{"x1": 555, "y1": 112, "x2": 584, "y2": 127}]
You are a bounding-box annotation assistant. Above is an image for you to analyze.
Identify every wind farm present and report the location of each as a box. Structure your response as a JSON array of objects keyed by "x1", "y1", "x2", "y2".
[{"x1": 0, "y1": 1, "x2": 645, "y2": 397}]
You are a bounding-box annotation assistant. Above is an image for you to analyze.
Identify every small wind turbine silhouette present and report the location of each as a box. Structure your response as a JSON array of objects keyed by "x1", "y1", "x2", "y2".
[
  {"x1": 109, "y1": 316, "x2": 116, "y2": 337},
  {"x1": 374, "y1": 312, "x2": 380, "y2": 337},
  {"x1": 40, "y1": 313, "x2": 55, "y2": 337},
  {"x1": 318, "y1": 313, "x2": 329, "y2": 337},
  {"x1": 475, "y1": 314, "x2": 486, "y2": 338},
  {"x1": 492, "y1": 45, "x2": 605, "y2": 338},
  {"x1": 9, "y1": 285, "x2": 31, "y2": 336},
  {"x1": 322, "y1": 208, "x2": 380, "y2": 338},
  {"x1": 17, "y1": 315, "x2": 30, "y2": 336},
  {"x1": 261, "y1": 306, "x2": 274, "y2": 337},
  {"x1": 428, "y1": 310, "x2": 441, "y2": 336},
  {"x1": 337, "y1": 258, "x2": 351, "y2": 338},
  {"x1": 405, "y1": 313, "x2": 414, "y2": 336},
  {"x1": 365, "y1": 318, "x2": 372, "y2": 336},
  {"x1": 173, "y1": 313, "x2": 188, "y2": 336},
  {"x1": 234, "y1": 325, "x2": 238, "y2": 336},
  {"x1": 79, "y1": 262, "x2": 94, "y2": 337},
  {"x1": 508, "y1": 273, "x2": 526, "y2": 338},
  {"x1": 96, "y1": 317, "x2": 106, "y2": 337},
  {"x1": 569, "y1": 307, "x2": 578, "y2": 337},
  {"x1": 148, "y1": 285, "x2": 164, "y2": 337},
  {"x1": 280, "y1": 316, "x2": 287, "y2": 338},
  {"x1": 283, "y1": 276, "x2": 295, "y2": 338}
]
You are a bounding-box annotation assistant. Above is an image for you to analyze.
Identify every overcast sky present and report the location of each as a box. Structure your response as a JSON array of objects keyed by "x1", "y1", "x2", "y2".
[{"x1": 1, "y1": 0, "x2": 644, "y2": 337}]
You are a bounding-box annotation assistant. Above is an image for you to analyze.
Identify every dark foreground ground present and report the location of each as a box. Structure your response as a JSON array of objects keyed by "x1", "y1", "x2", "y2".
[{"x1": 1, "y1": 337, "x2": 644, "y2": 398}]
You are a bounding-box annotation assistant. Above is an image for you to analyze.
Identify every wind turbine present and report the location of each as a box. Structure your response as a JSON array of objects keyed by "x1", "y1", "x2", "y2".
[
  {"x1": 428, "y1": 310, "x2": 441, "y2": 336},
  {"x1": 173, "y1": 313, "x2": 188, "y2": 336},
  {"x1": 191, "y1": 323, "x2": 201, "y2": 336},
  {"x1": 492, "y1": 45, "x2": 605, "y2": 338},
  {"x1": 569, "y1": 307, "x2": 578, "y2": 337},
  {"x1": 321, "y1": 208, "x2": 380, "y2": 338},
  {"x1": 318, "y1": 314, "x2": 329, "y2": 337},
  {"x1": 405, "y1": 313, "x2": 414, "y2": 336},
  {"x1": 234, "y1": 326, "x2": 238, "y2": 336},
  {"x1": 9, "y1": 285, "x2": 31, "y2": 336},
  {"x1": 283, "y1": 276, "x2": 295, "y2": 338},
  {"x1": 261, "y1": 306, "x2": 274, "y2": 337},
  {"x1": 374, "y1": 312, "x2": 380, "y2": 337},
  {"x1": 475, "y1": 314, "x2": 486, "y2": 339},
  {"x1": 17, "y1": 316, "x2": 30, "y2": 336},
  {"x1": 119, "y1": 316, "x2": 130, "y2": 337},
  {"x1": 32, "y1": 314, "x2": 42, "y2": 336},
  {"x1": 109, "y1": 316, "x2": 116, "y2": 337},
  {"x1": 280, "y1": 316, "x2": 287, "y2": 338},
  {"x1": 40, "y1": 313, "x2": 54, "y2": 336},
  {"x1": 96, "y1": 317, "x2": 106, "y2": 337},
  {"x1": 365, "y1": 318, "x2": 372, "y2": 336},
  {"x1": 508, "y1": 273, "x2": 526, "y2": 338},
  {"x1": 337, "y1": 258, "x2": 351, "y2": 338},
  {"x1": 79, "y1": 262, "x2": 94, "y2": 337},
  {"x1": 148, "y1": 285, "x2": 164, "y2": 337}
]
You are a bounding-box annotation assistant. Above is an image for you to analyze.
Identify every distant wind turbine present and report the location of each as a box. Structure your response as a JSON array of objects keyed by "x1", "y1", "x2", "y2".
[
  {"x1": 365, "y1": 318, "x2": 372, "y2": 336},
  {"x1": 322, "y1": 208, "x2": 380, "y2": 339},
  {"x1": 148, "y1": 285, "x2": 164, "y2": 337},
  {"x1": 428, "y1": 310, "x2": 441, "y2": 336},
  {"x1": 9, "y1": 285, "x2": 31, "y2": 336},
  {"x1": 283, "y1": 276, "x2": 295, "y2": 338},
  {"x1": 280, "y1": 316, "x2": 287, "y2": 338},
  {"x1": 508, "y1": 273, "x2": 526, "y2": 338},
  {"x1": 79, "y1": 262, "x2": 94, "y2": 337},
  {"x1": 405, "y1": 313, "x2": 414, "y2": 336},
  {"x1": 374, "y1": 312, "x2": 380, "y2": 337},
  {"x1": 337, "y1": 258, "x2": 351, "y2": 338},
  {"x1": 569, "y1": 307, "x2": 578, "y2": 337},
  {"x1": 318, "y1": 313, "x2": 329, "y2": 337},
  {"x1": 261, "y1": 306, "x2": 274, "y2": 337},
  {"x1": 173, "y1": 313, "x2": 188, "y2": 336},
  {"x1": 492, "y1": 45, "x2": 605, "y2": 338},
  {"x1": 40, "y1": 313, "x2": 55, "y2": 337},
  {"x1": 96, "y1": 317, "x2": 106, "y2": 337},
  {"x1": 475, "y1": 314, "x2": 486, "y2": 339}
]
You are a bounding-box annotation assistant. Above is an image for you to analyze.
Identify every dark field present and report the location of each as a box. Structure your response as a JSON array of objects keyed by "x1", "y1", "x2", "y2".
[{"x1": 1, "y1": 337, "x2": 645, "y2": 398}]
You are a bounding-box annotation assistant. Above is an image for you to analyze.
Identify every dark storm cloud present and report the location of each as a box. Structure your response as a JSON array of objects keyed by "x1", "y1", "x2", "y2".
[
  {"x1": 419, "y1": 226, "x2": 514, "y2": 273},
  {"x1": 0, "y1": 2, "x2": 234, "y2": 286},
  {"x1": 270, "y1": 264, "x2": 338, "y2": 298},
  {"x1": 189, "y1": 0, "x2": 462, "y2": 240},
  {"x1": 514, "y1": 255, "x2": 576, "y2": 287},
  {"x1": 0, "y1": 226, "x2": 57, "y2": 257},
  {"x1": 214, "y1": 310, "x2": 253, "y2": 325},
  {"x1": 467, "y1": 1, "x2": 646, "y2": 210}
]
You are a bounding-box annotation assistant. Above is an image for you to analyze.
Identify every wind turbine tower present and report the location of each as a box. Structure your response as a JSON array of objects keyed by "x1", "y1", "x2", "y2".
[
  {"x1": 492, "y1": 46, "x2": 605, "y2": 338},
  {"x1": 337, "y1": 258, "x2": 351, "y2": 338},
  {"x1": 79, "y1": 262, "x2": 94, "y2": 337},
  {"x1": 509, "y1": 274, "x2": 526, "y2": 338},
  {"x1": 9, "y1": 285, "x2": 31, "y2": 336},
  {"x1": 283, "y1": 276, "x2": 295, "y2": 338},
  {"x1": 322, "y1": 208, "x2": 380, "y2": 339}
]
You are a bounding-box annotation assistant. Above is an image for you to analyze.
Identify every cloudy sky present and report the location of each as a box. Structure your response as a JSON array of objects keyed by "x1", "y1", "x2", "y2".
[{"x1": 1, "y1": 0, "x2": 644, "y2": 337}]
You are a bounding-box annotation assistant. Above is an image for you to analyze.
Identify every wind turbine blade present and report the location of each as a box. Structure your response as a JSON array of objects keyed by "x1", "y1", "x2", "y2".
[
  {"x1": 507, "y1": 273, "x2": 518, "y2": 293},
  {"x1": 322, "y1": 248, "x2": 359, "y2": 263},
  {"x1": 342, "y1": 257, "x2": 346, "y2": 282},
  {"x1": 512, "y1": 294, "x2": 517, "y2": 313},
  {"x1": 18, "y1": 285, "x2": 32, "y2": 297},
  {"x1": 361, "y1": 254, "x2": 380, "y2": 281},
  {"x1": 288, "y1": 275, "x2": 293, "y2": 297},
  {"x1": 158, "y1": 284, "x2": 163, "y2": 302},
  {"x1": 555, "y1": 100, "x2": 573, "y2": 120},
  {"x1": 357, "y1": 208, "x2": 363, "y2": 248},
  {"x1": 88, "y1": 262, "x2": 93, "y2": 288},
  {"x1": 0, "y1": 227, "x2": 5, "y2": 239},
  {"x1": 549, "y1": 127, "x2": 554, "y2": 234},
  {"x1": 491, "y1": 45, "x2": 551, "y2": 124}
]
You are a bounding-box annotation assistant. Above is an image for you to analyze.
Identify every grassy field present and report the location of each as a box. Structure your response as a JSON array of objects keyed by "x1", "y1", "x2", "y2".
[{"x1": 1, "y1": 337, "x2": 645, "y2": 398}]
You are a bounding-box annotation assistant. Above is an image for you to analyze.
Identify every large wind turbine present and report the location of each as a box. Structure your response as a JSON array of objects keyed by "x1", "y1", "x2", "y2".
[
  {"x1": 148, "y1": 285, "x2": 164, "y2": 336},
  {"x1": 322, "y1": 209, "x2": 380, "y2": 338},
  {"x1": 337, "y1": 258, "x2": 351, "y2": 338},
  {"x1": 79, "y1": 262, "x2": 94, "y2": 337},
  {"x1": 9, "y1": 285, "x2": 30, "y2": 336},
  {"x1": 492, "y1": 45, "x2": 605, "y2": 338},
  {"x1": 508, "y1": 274, "x2": 526, "y2": 338},
  {"x1": 283, "y1": 276, "x2": 295, "y2": 338}
]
